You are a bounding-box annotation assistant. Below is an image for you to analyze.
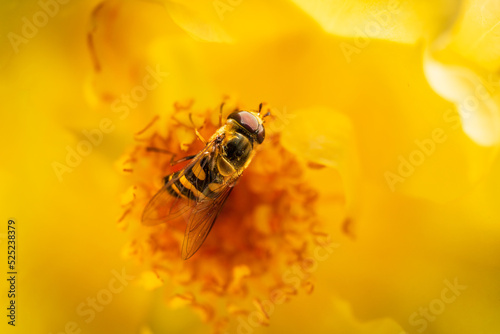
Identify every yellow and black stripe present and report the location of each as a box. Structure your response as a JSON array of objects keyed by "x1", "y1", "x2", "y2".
[{"x1": 164, "y1": 156, "x2": 223, "y2": 200}]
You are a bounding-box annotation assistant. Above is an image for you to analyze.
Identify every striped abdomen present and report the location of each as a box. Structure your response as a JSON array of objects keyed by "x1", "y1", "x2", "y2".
[{"x1": 164, "y1": 155, "x2": 225, "y2": 200}]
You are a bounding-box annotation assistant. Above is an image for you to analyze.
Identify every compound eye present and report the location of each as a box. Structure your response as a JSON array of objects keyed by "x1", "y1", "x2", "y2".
[
  {"x1": 228, "y1": 111, "x2": 259, "y2": 134},
  {"x1": 256, "y1": 125, "x2": 265, "y2": 144}
]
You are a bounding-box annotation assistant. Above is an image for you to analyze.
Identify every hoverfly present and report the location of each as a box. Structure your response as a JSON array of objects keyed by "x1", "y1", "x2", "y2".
[{"x1": 142, "y1": 104, "x2": 269, "y2": 259}]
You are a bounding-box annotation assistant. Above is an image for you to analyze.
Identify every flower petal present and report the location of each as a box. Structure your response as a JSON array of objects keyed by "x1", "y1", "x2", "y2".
[
  {"x1": 163, "y1": 0, "x2": 232, "y2": 43},
  {"x1": 321, "y1": 163, "x2": 500, "y2": 333},
  {"x1": 424, "y1": 56, "x2": 500, "y2": 146},
  {"x1": 290, "y1": 0, "x2": 460, "y2": 43},
  {"x1": 281, "y1": 107, "x2": 360, "y2": 207},
  {"x1": 446, "y1": 0, "x2": 500, "y2": 72}
]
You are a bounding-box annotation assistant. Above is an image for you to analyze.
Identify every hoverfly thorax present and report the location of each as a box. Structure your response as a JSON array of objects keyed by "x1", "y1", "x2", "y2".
[{"x1": 221, "y1": 133, "x2": 253, "y2": 170}]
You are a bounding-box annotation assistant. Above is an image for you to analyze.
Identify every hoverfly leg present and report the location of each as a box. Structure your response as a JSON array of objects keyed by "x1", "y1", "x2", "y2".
[
  {"x1": 189, "y1": 113, "x2": 207, "y2": 145},
  {"x1": 146, "y1": 146, "x2": 196, "y2": 166},
  {"x1": 170, "y1": 154, "x2": 196, "y2": 166}
]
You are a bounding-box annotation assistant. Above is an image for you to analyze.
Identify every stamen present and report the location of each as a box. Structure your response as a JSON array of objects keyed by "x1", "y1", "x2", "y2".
[{"x1": 136, "y1": 115, "x2": 159, "y2": 136}]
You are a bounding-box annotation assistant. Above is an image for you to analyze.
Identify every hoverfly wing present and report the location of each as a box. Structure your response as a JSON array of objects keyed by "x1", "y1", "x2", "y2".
[
  {"x1": 141, "y1": 179, "x2": 191, "y2": 226},
  {"x1": 141, "y1": 145, "x2": 214, "y2": 226},
  {"x1": 181, "y1": 182, "x2": 235, "y2": 260}
]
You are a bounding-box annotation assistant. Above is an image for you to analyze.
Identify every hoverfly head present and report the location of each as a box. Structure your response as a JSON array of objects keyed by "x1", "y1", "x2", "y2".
[{"x1": 227, "y1": 110, "x2": 265, "y2": 145}]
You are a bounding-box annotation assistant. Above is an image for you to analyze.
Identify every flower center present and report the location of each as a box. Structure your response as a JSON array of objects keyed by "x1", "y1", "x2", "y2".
[{"x1": 118, "y1": 100, "x2": 328, "y2": 330}]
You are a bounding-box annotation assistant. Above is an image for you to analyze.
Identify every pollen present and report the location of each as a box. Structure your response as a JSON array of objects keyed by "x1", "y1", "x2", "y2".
[{"x1": 119, "y1": 100, "x2": 330, "y2": 332}]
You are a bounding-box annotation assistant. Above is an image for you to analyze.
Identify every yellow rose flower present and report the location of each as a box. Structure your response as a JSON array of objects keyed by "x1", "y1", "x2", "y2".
[{"x1": 1, "y1": 0, "x2": 499, "y2": 334}]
